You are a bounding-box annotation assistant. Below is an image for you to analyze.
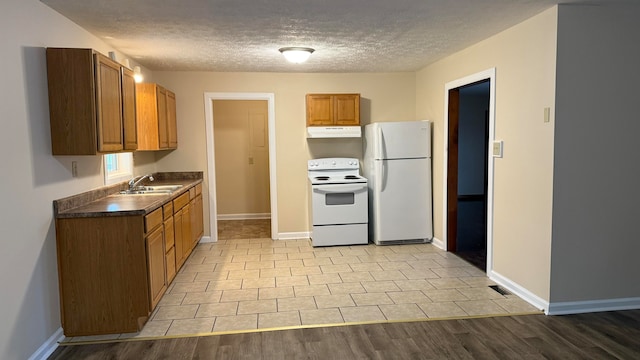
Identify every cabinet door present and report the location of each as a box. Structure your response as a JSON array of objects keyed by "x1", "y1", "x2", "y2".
[
  {"x1": 182, "y1": 203, "x2": 193, "y2": 259},
  {"x1": 306, "y1": 94, "x2": 334, "y2": 126},
  {"x1": 146, "y1": 226, "x2": 166, "y2": 309},
  {"x1": 334, "y1": 94, "x2": 360, "y2": 125},
  {"x1": 174, "y1": 209, "x2": 184, "y2": 268},
  {"x1": 95, "y1": 53, "x2": 124, "y2": 152},
  {"x1": 165, "y1": 247, "x2": 176, "y2": 284},
  {"x1": 164, "y1": 216, "x2": 175, "y2": 250},
  {"x1": 121, "y1": 67, "x2": 138, "y2": 150},
  {"x1": 157, "y1": 86, "x2": 169, "y2": 149},
  {"x1": 46, "y1": 48, "x2": 97, "y2": 155},
  {"x1": 192, "y1": 194, "x2": 204, "y2": 245},
  {"x1": 167, "y1": 90, "x2": 178, "y2": 149},
  {"x1": 164, "y1": 216, "x2": 176, "y2": 283},
  {"x1": 135, "y1": 83, "x2": 160, "y2": 150}
]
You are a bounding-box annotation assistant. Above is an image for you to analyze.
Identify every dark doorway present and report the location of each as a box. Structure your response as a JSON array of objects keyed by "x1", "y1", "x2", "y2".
[{"x1": 447, "y1": 80, "x2": 490, "y2": 271}]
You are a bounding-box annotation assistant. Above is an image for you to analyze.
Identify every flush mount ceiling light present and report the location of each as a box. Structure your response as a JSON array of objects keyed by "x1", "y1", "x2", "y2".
[{"x1": 279, "y1": 47, "x2": 315, "y2": 64}]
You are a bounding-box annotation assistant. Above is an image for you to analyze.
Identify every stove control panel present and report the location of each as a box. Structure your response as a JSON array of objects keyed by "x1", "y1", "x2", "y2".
[{"x1": 308, "y1": 158, "x2": 359, "y2": 170}]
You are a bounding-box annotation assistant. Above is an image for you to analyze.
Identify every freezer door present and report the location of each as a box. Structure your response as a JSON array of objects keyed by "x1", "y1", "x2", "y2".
[
  {"x1": 370, "y1": 158, "x2": 433, "y2": 243},
  {"x1": 366, "y1": 121, "x2": 431, "y2": 160}
]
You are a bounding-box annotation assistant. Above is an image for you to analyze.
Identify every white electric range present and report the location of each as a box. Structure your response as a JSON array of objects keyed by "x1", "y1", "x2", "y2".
[{"x1": 307, "y1": 158, "x2": 368, "y2": 247}]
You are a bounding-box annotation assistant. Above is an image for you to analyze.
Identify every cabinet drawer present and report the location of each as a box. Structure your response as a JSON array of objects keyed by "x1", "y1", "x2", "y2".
[
  {"x1": 145, "y1": 208, "x2": 163, "y2": 233},
  {"x1": 173, "y1": 192, "x2": 190, "y2": 212},
  {"x1": 163, "y1": 203, "x2": 173, "y2": 219},
  {"x1": 189, "y1": 187, "x2": 195, "y2": 200},
  {"x1": 195, "y1": 183, "x2": 202, "y2": 196}
]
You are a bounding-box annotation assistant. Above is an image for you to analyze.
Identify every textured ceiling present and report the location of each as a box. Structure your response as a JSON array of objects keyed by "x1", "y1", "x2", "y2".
[{"x1": 42, "y1": 0, "x2": 593, "y2": 72}]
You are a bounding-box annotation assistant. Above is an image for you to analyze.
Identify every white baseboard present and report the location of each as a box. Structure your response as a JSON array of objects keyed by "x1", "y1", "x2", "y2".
[
  {"x1": 547, "y1": 297, "x2": 640, "y2": 315},
  {"x1": 277, "y1": 231, "x2": 311, "y2": 240},
  {"x1": 217, "y1": 213, "x2": 271, "y2": 220},
  {"x1": 431, "y1": 236, "x2": 445, "y2": 250},
  {"x1": 198, "y1": 235, "x2": 214, "y2": 243},
  {"x1": 489, "y1": 270, "x2": 549, "y2": 313},
  {"x1": 29, "y1": 327, "x2": 64, "y2": 360}
]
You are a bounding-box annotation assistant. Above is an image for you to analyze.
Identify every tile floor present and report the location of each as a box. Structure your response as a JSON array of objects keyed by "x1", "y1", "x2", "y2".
[{"x1": 63, "y1": 220, "x2": 541, "y2": 343}]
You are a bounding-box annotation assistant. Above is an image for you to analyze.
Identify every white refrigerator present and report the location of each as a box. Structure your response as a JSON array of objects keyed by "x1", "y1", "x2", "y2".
[{"x1": 363, "y1": 120, "x2": 433, "y2": 245}]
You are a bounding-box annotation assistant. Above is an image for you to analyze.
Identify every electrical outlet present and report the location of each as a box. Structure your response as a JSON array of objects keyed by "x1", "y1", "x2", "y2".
[{"x1": 71, "y1": 161, "x2": 78, "y2": 177}]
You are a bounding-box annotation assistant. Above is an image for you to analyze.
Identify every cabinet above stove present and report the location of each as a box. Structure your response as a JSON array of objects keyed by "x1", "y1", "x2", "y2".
[{"x1": 306, "y1": 93, "x2": 361, "y2": 138}]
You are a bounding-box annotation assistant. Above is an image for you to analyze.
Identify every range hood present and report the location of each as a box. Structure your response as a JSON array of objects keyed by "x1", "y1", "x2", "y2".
[{"x1": 306, "y1": 126, "x2": 361, "y2": 138}]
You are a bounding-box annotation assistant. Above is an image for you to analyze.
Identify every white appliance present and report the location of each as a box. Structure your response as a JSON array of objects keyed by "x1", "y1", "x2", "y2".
[
  {"x1": 307, "y1": 126, "x2": 361, "y2": 138},
  {"x1": 363, "y1": 120, "x2": 433, "y2": 245},
  {"x1": 308, "y1": 158, "x2": 368, "y2": 247}
]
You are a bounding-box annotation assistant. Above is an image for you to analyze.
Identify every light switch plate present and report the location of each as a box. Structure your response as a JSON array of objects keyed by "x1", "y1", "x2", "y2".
[
  {"x1": 492, "y1": 140, "x2": 503, "y2": 158},
  {"x1": 544, "y1": 107, "x2": 551, "y2": 123}
]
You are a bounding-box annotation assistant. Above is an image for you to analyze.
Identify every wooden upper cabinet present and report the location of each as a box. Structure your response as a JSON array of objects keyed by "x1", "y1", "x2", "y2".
[
  {"x1": 157, "y1": 86, "x2": 169, "y2": 149},
  {"x1": 167, "y1": 90, "x2": 178, "y2": 149},
  {"x1": 306, "y1": 93, "x2": 360, "y2": 126},
  {"x1": 306, "y1": 94, "x2": 334, "y2": 126},
  {"x1": 135, "y1": 83, "x2": 178, "y2": 151},
  {"x1": 121, "y1": 67, "x2": 138, "y2": 151},
  {"x1": 46, "y1": 48, "x2": 133, "y2": 155},
  {"x1": 95, "y1": 54, "x2": 123, "y2": 152}
]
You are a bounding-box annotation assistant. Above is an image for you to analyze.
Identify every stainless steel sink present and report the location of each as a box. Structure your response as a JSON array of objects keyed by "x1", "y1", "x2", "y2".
[
  {"x1": 119, "y1": 184, "x2": 183, "y2": 195},
  {"x1": 140, "y1": 185, "x2": 183, "y2": 191}
]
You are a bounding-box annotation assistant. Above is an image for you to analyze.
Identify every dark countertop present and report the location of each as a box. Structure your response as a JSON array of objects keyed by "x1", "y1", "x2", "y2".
[{"x1": 54, "y1": 172, "x2": 203, "y2": 218}]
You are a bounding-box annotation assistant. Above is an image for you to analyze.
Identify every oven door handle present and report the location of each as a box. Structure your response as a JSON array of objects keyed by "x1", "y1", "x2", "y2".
[{"x1": 313, "y1": 184, "x2": 368, "y2": 194}]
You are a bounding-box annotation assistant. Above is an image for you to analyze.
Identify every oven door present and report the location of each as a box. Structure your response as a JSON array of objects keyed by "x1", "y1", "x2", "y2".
[{"x1": 311, "y1": 183, "x2": 368, "y2": 225}]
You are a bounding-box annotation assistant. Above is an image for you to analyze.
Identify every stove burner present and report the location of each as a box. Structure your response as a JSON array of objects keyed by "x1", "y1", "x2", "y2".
[
  {"x1": 344, "y1": 175, "x2": 359, "y2": 179},
  {"x1": 314, "y1": 176, "x2": 330, "y2": 181}
]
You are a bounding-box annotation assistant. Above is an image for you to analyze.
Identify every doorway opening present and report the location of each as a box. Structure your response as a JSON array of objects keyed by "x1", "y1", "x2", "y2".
[
  {"x1": 204, "y1": 93, "x2": 278, "y2": 241},
  {"x1": 213, "y1": 100, "x2": 271, "y2": 240},
  {"x1": 444, "y1": 69, "x2": 496, "y2": 273}
]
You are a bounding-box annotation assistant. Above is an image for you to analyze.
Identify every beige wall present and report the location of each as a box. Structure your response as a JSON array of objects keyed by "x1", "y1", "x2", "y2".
[
  {"x1": 213, "y1": 100, "x2": 270, "y2": 216},
  {"x1": 151, "y1": 72, "x2": 416, "y2": 235},
  {"x1": 415, "y1": 7, "x2": 558, "y2": 301},
  {"x1": 0, "y1": 1, "x2": 157, "y2": 358}
]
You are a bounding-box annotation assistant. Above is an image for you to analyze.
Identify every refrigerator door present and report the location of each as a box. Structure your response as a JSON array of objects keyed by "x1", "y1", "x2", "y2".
[
  {"x1": 366, "y1": 121, "x2": 431, "y2": 160},
  {"x1": 370, "y1": 157, "x2": 433, "y2": 243}
]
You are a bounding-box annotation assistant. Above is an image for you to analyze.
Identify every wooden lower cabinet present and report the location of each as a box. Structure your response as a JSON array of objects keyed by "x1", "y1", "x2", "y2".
[
  {"x1": 146, "y1": 225, "x2": 167, "y2": 310},
  {"x1": 164, "y1": 216, "x2": 176, "y2": 283},
  {"x1": 191, "y1": 184, "x2": 204, "y2": 247},
  {"x1": 56, "y1": 215, "x2": 151, "y2": 336},
  {"x1": 166, "y1": 247, "x2": 176, "y2": 284},
  {"x1": 55, "y1": 183, "x2": 204, "y2": 336},
  {"x1": 173, "y1": 191, "x2": 194, "y2": 269},
  {"x1": 176, "y1": 204, "x2": 192, "y2": 267},
  {"x1": 174, "y1": 208, "x2": 184, "y2": 269}
]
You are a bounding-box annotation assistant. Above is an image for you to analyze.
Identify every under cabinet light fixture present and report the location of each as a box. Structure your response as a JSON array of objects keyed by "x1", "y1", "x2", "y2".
[
  {"x1": 133, "y1": 66, "x2": 143, "y2": 83},
  {"x1": 279, "y1": 47, "x2": 315, "y2": 63}
]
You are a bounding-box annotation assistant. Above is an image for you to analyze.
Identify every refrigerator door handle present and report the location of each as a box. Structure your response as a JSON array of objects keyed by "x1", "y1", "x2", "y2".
[
  {"x1": 377, "y1": 126, "x2": 385, "y2": 160},
  {"x1": 378, "y1": 160, "x2": 388, "y2": 192}
]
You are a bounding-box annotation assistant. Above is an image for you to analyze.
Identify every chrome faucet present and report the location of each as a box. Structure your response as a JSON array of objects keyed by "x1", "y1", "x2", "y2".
[{"x1": 128, "y1": 174, "x2": 154, "y2": 189}]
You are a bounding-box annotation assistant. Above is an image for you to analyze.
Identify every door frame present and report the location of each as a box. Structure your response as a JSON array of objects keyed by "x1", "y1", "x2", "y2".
[
  {"x1": 443, "y1": 68, "x2": 496, "y2": 273},
  {"x1": 204, "y1": 93, "x2": 278, "y2": 241}
]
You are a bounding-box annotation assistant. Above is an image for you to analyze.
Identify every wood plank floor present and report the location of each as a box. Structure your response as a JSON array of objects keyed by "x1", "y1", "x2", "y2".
[{"x1": 49, "y1": 309, "x2": 640, "y2": 359}]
